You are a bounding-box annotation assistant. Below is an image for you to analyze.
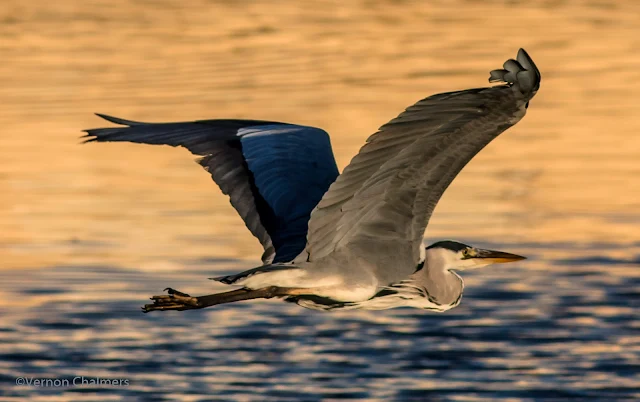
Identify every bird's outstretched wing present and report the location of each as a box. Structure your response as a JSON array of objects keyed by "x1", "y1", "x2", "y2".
[
  {"x1": 305, "y1": 49, "x2": 540, "y2": 281},
  {"x1": 84, "y1": 117, "x2": 339, "y2": 263}
]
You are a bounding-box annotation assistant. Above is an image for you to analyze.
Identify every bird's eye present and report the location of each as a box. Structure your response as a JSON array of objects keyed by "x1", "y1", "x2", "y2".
[{"x1": 462, "y1": 249, "x2": 470, "y2": 259}]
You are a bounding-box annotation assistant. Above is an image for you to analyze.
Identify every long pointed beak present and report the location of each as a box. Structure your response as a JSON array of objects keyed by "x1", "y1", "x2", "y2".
[{"x1": 474, "y1": 248, "x2": 526, "y2": 264}]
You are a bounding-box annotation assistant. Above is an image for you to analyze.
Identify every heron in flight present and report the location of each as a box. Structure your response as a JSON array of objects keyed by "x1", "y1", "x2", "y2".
[{"x1": 84, "y1": 49, "x2": 539, "y2": 313}]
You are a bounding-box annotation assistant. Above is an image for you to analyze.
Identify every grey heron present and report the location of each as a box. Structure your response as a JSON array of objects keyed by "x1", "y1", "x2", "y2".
[{"x1": 84, "y1": 49, "x2": 539, "y2": 313}]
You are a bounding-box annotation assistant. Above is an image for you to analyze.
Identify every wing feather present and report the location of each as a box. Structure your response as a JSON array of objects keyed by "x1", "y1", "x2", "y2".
[
  {"x1": 84, "y1": 118, "x2": 339, "y2": 263},
  {"x1": 305, "y1": 49, "x2": 540, "y2": 284}
]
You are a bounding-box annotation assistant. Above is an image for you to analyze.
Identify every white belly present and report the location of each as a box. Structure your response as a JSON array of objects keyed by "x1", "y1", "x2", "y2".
[{"x1": 235, "y1": 263, "x2": 379, "y2": 303}]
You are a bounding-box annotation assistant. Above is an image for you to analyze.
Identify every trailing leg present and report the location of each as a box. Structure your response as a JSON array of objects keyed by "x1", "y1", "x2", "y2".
[{"x1": 141, "y1": 286, "x2": 309, "y2": 313}]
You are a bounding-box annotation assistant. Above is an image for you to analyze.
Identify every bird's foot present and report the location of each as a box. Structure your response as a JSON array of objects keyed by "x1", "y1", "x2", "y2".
[{"x1": 142, "y1": 287, "x2": 201, "y2": 313}]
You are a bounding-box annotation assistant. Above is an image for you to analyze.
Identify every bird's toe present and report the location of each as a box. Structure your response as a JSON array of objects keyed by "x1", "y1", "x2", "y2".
[{"x1": 142, "y1": 287, "x2": 201, "y2": 313}]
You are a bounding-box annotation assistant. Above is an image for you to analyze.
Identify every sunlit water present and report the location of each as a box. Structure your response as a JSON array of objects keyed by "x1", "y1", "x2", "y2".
[{"x1": 1, "y1": 1, "x2": 639, "y2": 400}]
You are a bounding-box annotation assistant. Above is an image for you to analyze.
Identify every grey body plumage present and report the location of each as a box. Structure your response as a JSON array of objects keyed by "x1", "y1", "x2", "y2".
[{"x1": 84, "y1": 49, "x2": 538, "y2": 313}]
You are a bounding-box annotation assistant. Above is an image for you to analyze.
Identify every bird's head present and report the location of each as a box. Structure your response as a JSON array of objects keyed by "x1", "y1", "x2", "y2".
[{"x1": 425, "y1": 240, "x2": 526, "y2": 271}]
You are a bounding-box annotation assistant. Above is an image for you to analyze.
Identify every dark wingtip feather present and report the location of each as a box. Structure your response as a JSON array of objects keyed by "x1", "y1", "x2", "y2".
[
  {"x1": 489, "y1": 69, "x2": 507, "y2": 83},
  {"x1": 82, "y1": 113, "x2": 153, "y2": 144},
  {"x1": 95, "y1": 113, "x2": 143, "y2": 126},
  {"x1": 517, "y1": 48, "x2": 538, "y2": 73},
  {"x1": 488, "y1": 48, "x2": 541, "y2": 95},
  {"x1": 81, "y1": 114, "x2": 128, "y2": 144},
  {"x1": 79, "y1": 132, "x2": 97, "y2": 144},
  {"x1": 81, "y1": 127, "x2": 115, "y2": 144}
]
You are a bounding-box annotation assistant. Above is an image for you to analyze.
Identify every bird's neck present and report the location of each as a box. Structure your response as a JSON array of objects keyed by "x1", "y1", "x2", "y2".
[{"x1": 412, "y1": 253, "x2": 464, "y2": 306}]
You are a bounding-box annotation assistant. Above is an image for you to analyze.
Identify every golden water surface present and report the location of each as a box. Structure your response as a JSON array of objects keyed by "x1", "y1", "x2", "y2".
[{"x1": 2, "y1": 0, "x2": 639, "y2": 270}]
